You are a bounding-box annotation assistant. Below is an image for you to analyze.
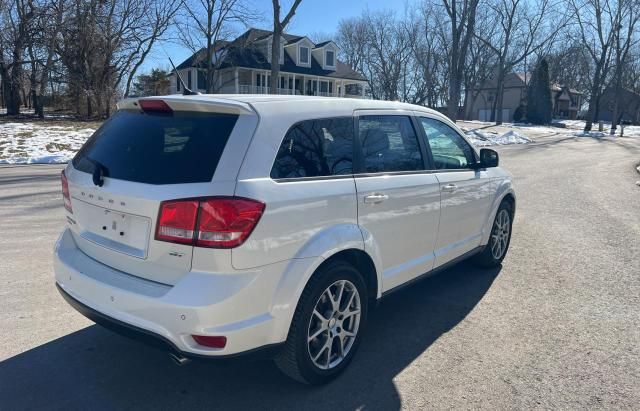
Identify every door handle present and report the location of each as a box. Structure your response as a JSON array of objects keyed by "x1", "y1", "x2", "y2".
[
  {"x1": 364, "y1": 193, "x2": 389, "y2": 204},
  {"x1": 442, "y1": 184, "x2": 457, "y2": 193}
]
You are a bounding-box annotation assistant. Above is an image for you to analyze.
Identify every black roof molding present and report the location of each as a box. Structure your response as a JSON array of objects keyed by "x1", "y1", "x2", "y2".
[{"x1": 313, "y1": 40, "x2": 336, "y2": 49}]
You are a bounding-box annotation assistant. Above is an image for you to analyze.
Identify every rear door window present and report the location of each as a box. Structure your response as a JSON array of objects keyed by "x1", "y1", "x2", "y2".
[
  {"x1": 358, "y1": 115, "x2": 424, "y2": 173},
  {"x1": 73, "y1": 110, "x2": 238, "y2": 185},
  {"x1": 271, "y1": 117, "x2": 354, "y2": 179}
]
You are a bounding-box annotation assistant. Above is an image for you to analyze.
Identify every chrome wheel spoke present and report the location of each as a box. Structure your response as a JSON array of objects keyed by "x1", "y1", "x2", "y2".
[{"x1": 308, "y1": 325, "x2": 327, "y2": 343}]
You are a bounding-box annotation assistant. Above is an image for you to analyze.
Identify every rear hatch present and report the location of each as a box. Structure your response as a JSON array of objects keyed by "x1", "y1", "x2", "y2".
[{"x1": 64, "y1": 97, "x2": 257, "y2": 285}]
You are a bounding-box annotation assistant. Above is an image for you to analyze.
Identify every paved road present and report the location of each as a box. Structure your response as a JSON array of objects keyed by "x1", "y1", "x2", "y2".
[{"x1": 1, "y1": 135, "x2": 639, "y2": 410}]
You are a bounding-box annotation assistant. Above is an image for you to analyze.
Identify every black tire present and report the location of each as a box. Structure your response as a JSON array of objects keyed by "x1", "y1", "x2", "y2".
[
  {"x1": 274, "y1": 260, "x2": 368, "y2": 385},
  {"x1": 473, "y1": 200, "x2": 514, "y2": 267}
]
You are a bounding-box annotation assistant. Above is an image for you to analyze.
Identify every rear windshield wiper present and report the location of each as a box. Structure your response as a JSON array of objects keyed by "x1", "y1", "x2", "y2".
[{"x1": 86, "y1": 157, "x2": 109, "y2": 187}]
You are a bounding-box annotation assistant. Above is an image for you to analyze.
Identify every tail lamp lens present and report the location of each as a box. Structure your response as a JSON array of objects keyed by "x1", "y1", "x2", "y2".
[
  {"x1": 155, "y1": 197, "x2": 264, "y2": 249},
  {"x1": 156, "y1": 200, "x2": 199, "y2": 244},
  {"x1": 61, "y1": 170, "x2": 73, "y2": 213}
]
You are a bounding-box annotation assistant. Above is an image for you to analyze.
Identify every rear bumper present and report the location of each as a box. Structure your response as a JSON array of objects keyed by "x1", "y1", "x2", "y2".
[
  {"x1": 53, "y1": 228, "x2": 292, "y2": 357},
  {"x1": 56, "y1": 283, "x2": 282, "y2": 361}
]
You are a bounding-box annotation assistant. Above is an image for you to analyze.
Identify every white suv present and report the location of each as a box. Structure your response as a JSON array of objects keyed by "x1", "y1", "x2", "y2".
[{"x1": 54, "y1": 95, "x2": 515, "y2": 384}]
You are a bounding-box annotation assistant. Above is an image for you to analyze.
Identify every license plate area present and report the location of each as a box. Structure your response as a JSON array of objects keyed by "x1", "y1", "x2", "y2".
[{"x1": 74, "y1": 199, "x2": 151, "y2": 259}]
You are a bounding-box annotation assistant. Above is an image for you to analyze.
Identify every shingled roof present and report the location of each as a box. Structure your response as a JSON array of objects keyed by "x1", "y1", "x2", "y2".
[{"x1": 174, "y1": 28, "x2": 366, "y2": 82}]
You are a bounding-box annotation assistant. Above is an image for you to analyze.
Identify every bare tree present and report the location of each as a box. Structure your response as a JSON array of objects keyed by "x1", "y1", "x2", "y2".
[
  {"x1": 25, "y1": 0, "x2": 64, "y2": 117},
  {"x1": 0, "y1": 0, "x2": 35, "y2": 115},
  {"x1": 177, "y1": 0, "x2": 255, "y2": 94},
  {"x1": 463, "y1": 35, "x2": 496, "y2": 119},
  {"x1": 270, "y1": 0, "x2": 302, "y2": 94},
  {"x1": 607, "y1": 0, "x2": 639, "y2": 134},
  {"x1": 570, "y1": 0, "x2": 639, "y2": 131},
  {"x1": 476, "y1": 0, "x2": 564, "y2": 124},
  {"x1": 123, "y1": 0, "x2": 179, "y2": 97},
  {"x1": 438, "y1": 0, "x2": 480, "y2": 120},
  {"x1": 336, "y1": 17, "x2": 368, "y2": 73}
]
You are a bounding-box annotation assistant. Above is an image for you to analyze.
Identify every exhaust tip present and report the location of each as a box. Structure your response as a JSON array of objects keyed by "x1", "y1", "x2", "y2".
[{"x1": 169, "y1": 352, "x2": 191, "y2": 366}]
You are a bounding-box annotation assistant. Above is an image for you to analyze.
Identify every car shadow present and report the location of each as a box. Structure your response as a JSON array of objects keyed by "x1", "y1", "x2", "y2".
[{"x1": 0, "y1": 261, "x2": 500, "y2": 410}]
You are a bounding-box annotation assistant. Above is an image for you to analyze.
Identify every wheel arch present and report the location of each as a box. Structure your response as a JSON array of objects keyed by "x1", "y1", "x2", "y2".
[
  {"x1": 481, "y1": 184, "x2": 516, "y2": 246},
  {"x1": 268, "y1": 225, "x2": 380, "y2": 343}
]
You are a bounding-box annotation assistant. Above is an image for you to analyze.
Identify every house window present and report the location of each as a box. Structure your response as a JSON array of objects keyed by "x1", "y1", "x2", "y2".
[
  {"x1": 325, "y1": 50, "x2": 335, "y2": 67},
  {"x1": 176, "y1": 74, "x2": 181, "y2": 92},
  {"x1": 300, "y1": 46, "x2": 310, "y2": 65}
]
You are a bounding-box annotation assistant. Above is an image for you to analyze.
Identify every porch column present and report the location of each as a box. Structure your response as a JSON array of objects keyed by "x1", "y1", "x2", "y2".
[
  {"x1": 234, "y1": 68, "x2": 239, "y2": 93},
  {"x1": 360, "y1": 82, "x2": 365, "y2": 98},
  {"x1": 292, "y1": 74, "x2": 296, "y2": 95},
  {"x1": 250, "y1": 70, "x2": 255, "y2": 93},
  {"x1": 302, "y1": 77, "x2": 306, "y2": 95}
]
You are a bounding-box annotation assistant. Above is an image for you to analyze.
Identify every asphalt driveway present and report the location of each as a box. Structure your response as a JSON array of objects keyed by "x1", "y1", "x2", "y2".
[{"x1": 1, "y1": 134, "x2": 639, "y2": 409}]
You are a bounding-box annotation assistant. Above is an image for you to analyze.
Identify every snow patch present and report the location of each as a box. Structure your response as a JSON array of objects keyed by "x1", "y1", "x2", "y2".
[
  {"x1": 464, "y1": 129, "x2": 532, "y2": 146},
  {"x1": 0, "y1": 122, "x2": 95, "y2": 164}
]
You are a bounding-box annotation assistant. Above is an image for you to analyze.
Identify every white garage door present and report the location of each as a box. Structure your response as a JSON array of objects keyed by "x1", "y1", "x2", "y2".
[{"x1": 478, "y1": 109, "x2": 510, "y2": 122}]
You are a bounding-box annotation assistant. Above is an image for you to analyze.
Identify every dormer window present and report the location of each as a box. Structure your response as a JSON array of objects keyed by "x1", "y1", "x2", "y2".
[
  {"x1": 325, "y1": 50, "x2": 335, "y2": 67},
  {"x1": 300, "y1": 46, "x2": 310, "y2": 65}
]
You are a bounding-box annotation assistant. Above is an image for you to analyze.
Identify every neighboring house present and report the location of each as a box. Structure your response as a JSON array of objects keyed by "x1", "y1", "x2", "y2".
[
  {"x1": 469, "y1": 72, "x2": 584, "y2": 121},
  {"x1": 170, "y1": 28, "x2": 367, "y2": 98},
  {"x1": 599, "y1": 87, "x2": 640, "y2": 124}
]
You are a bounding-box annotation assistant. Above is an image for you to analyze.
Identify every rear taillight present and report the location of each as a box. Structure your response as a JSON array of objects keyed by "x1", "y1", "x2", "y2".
[
  {"x1": 61, "y1": 170, "x2": 72, "y2": 213},
  {"x1": 155, "y1": 197, "x2": 264, "y2": 249},
  {"x1": 156, "y1": 200, "x2": 199, "y2": 244}
]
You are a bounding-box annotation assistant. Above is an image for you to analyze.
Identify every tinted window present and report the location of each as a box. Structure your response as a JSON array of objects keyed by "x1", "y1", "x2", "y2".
[
  {"x1": 271, "y1": 117, "x2": 353, "y2": 179},
  {"x1": 73, "y1": 110, "x2": 238, "y2": 185},
  {"x1": 420, "y1": 117, "x2": 475, "y2": 169},
  {"x1": 358, "y1": 115, "x2": 423, "y2": 173}
]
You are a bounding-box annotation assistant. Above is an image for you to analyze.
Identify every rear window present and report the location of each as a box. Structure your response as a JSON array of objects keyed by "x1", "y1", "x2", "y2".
[
  {"x1": 73, "y1": 110, "x2": 238, "y2": 185},
  {"x1": 271, "y1": 117, "x2": 354, "y2": 179}
]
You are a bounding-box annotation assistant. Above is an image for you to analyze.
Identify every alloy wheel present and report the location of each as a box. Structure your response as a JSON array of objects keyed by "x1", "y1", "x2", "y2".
[
  {"x1": 307, "y1": 279, "x2": 361, "y2": 370},
  {"x1": 490, "y1": 209, "x2": 511, "y2": 260}
]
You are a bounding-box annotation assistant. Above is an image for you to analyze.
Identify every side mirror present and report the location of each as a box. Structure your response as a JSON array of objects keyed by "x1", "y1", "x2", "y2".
[{"x1": 479, "y1": 148, "x2": 499, "y2": 168}]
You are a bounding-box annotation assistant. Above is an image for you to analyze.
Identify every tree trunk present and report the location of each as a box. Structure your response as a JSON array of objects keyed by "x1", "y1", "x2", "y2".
[
  {"x1": 448, "y1": 79, "x2": 461, "y2": 121},
  {"x1": 584, "y1": 58, "x2": 605, "y2": 132},
  {"x1": 270, "y1": 25, "x2": 282, "y2": 94},
  {"x1": 493, "y1": 69, "x2": 506, "y2": 124}
]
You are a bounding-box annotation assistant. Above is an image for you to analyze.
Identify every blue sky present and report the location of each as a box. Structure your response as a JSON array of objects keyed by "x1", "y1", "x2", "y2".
[{"x1": 141, "y1": 0, "x2": 418, "y2": 73}]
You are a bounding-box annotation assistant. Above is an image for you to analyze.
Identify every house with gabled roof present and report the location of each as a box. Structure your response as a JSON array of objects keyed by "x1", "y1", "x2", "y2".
[
  {"x1": 170, "y1": 28, "x2": 367, "y2": 98},
  {"x1": 469, "y1": 72, "x2": 584, "y2": 121}
]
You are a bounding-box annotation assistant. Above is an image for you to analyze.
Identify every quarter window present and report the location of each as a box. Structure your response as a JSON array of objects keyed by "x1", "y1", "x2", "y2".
[
  {"x1": 419, "y1": 117, "x2": 476, "y2": 170},
  {"x1": 271, "y1": 117, "x2": 354, "y2": 179},
  {"x1": 358, "y1": 115, "x2": 423, "y2": 173}
]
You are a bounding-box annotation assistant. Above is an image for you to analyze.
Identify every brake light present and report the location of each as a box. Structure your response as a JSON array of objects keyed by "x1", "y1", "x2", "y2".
[
  {"x1": 61, "y1": 170, "x2": 72, "y2": 213},
  {"x1": 192, "y1": 335, "x2": 227, "y2": 348},
  {"x1": 155, "y1": 197, "x2": 264, "y2": 248},
  {"x1": 197, "y1": 198, "x2": 265, "y2": 248},
  {"x1": 139, "y1": 99, "x2": 172, "y2": 113},
  {"x1": 156, "y1": 200, "x2": 199, "y2": 244}
]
